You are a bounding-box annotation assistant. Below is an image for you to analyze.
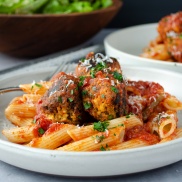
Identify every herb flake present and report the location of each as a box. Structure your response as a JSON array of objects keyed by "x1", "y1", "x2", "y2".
[{"x1": 94, "y1": 121, "x2": 109, "y2": 132}]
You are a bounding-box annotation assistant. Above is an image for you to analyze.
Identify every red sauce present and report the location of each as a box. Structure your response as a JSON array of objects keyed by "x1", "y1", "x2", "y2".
[
  {"x1": 82, "y1": 77, "x2": 91, "y2": 87},
  {"x1": 127, "y1": 81, "x2": 164, "y2": 96},
  {"x1": 44, "y1": 123, "x2": 64, "y2": 136},
  {"x1": 125, "y1": 125, "x2": 160, "y2": 145},
  {"x1": 33, "y1": 114, "x2": 53, "y2": 137}
]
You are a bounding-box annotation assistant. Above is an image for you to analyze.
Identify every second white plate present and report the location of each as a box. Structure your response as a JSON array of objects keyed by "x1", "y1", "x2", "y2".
[{"x1": 104, "y1": 23, "x2": 182, "y2": 73}]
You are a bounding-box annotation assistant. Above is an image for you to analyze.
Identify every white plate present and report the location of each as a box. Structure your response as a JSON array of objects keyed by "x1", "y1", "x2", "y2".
[
  {"x1": 104, "y1": 23, "x2": 182, "y2": 73},
  {"x1": 0, "y1": 66, "x2": 182, "y2": 177}
]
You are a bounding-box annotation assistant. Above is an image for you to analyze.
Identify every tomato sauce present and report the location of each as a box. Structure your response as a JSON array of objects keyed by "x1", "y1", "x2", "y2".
[
  {"x1": 125, "y1": 125, "x2": 160, "y2": 145},
  {"x1": 44, "y1": 123, "x2": 64, "y2": 136},
  {"x1": 33, "y1": 114, "x2": 53, "y2": 137}
]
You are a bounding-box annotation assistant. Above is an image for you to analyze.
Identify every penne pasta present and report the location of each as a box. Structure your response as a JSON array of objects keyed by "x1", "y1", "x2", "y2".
[
  {"x1": 67, "y1": 115, "x2": 142, "y2": 141},
  {"x1": 160, "y1": 128, "x2": 182, "y2": 143},
  {"x1": 162, "y1": 95, "x2": 182, "y2": 111},
  {"x1": 57, "y1": 126, "x2": 125, "y2": 151},
  {"x1": 109, "y1": 138, "x2": 149, "y2": 150},
  {"x1": 2, "y1": 125, "x2": 35, "y2": 143},
  {"x1": 27, "y1": 123, "x2": 76, "y2": 149},
  {"x1": 158, "y1": 116, "x2": 177, "y2": 139},
  {"x1": 5, "y1": 94, "x2": 40, "y2": 126},
  {"x1": 19, "y1": 81, "x2": 52, "y2": 95},
  {"x1": 5, "y1": 103, "x2": 36, "y2": 118},
  {"x1": 22, "y1": 94, "x2": 41, "y2": 103},
  {"x1": 146, "y1": 110, "x2": 177, "y2": 139},
  {"x1": 4, "y1": 114, "x2": 34, "y2": 127}
]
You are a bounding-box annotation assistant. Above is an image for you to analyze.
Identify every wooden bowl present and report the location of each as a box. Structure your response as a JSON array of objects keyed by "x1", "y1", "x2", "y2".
[{"x1": 0, "y1": 0, "x2": 122, "y2": 58}]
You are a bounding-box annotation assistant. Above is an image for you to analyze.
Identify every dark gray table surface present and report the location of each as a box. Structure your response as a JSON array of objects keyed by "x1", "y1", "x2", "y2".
[{"x1": 0, "y1": 29, "x2": 182, "y2": 182}]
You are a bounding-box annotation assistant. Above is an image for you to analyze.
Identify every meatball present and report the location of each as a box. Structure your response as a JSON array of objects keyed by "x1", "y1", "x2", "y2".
[
  {"x1": 157, "y1": 11, "x2": 182, "y2": 62},
  {"x1": 81, "y1": 75, "x2": 128, "y2": 121},
  {"x1": 75, "y1": 52, "x2": 122, "y2": 78},
  {"x1": 37, "y1": 72, "x2": 85, "y2": 125},
  {"x1": 76, "y1": 52, "x2": 128, "y2": 121}
]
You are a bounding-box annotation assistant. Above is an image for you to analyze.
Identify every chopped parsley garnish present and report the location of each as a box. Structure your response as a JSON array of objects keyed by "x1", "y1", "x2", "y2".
[
  {"x1": 94, "y1": 121, "x2": 109, "y2": 132},
  {"x1": 38, "y1": 128, "x2": 45, "y2": 135},
  {"x1": 100, "y1": 146, "x2": 106, "y2": 151},
  {"x1": 113, "y1": 71, "x2": 123, "y2": 82},
  {"x1": 31, "y1": 83, "x2": 42, "y2": 90},
  {"x1": 108, "y1": 115, "x2": 113, "y2": 120},
  {"x1": 78, "y1": 76, "x2": 86, "y2": 87},
  {"x1": 68, "y1": 98, "x2": 74, "y2": 102},
  {"x1": 35, "y1": 83, "x2": 42, "y2": 88},
  {"x1": 83, "y1": 102, "x2": 92, "y2": 110},
  {"x1": 126, "y1": 113, "x2": 134, "y2": 118},
  {"x1": 58, "y1": 96, "x2": 62, "y2": 103},
  {"x1": 101, "y1": 94, "x2": 105, "y2": 98},
  {"x1": 70, "y1": 90, "x2": 74, "y2": 95},
  {"x1": 82, "y1": 90, "x2": 88, "y2": 96},
  {"x1": 80, "y1": 58, "x2": 85, "y2": 62},
  {"x1": 118, "y1": 123, "x2": 124, "y2": 127},
  {"x1": 100, "y1": 144, "x2": 110, "y2": 151},
  {"x1": 111, "y1": 86, "x2": 119, "y2": 93},
  {"x1": 78, "y1": 115, "x2": 82, "y2": 120},
  {"x1": 95, "y1": 135, "x2": 105, "y2": 143},
  {"x1": 33, "y1": 119, "x2": 37, "y2": 124},
  {"x1": 90, "y1": 67, "x2": 95, "y2": 78},
  {"x1": 90, "y1": 62, "x2": 107, "y2": 78}
]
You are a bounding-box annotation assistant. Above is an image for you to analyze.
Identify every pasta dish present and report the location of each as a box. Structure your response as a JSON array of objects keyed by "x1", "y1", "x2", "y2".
[
  {"x1": 141, "y1": 11, "x2": 182, "y2": 63},
  {"x1": 2, "y1": 52, "x2": 182, "y2": 152}
]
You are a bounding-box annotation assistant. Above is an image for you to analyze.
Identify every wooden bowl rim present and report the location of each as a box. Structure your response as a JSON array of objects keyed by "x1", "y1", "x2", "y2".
[{"x1": 0, "y1": 0, "x2": 122, "y2": 18}]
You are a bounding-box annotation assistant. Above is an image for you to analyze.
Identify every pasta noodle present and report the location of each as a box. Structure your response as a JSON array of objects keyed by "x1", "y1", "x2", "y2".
[
  {"x1": 19, "y1": 81, "x2": 52, "y2": 95},
  {"x1": 27, "y1": 123, "x2": 76, "y2": 149},
  {"x1": 67, "y1": 115, "x2": 142, "y2": 141},
  {"x1": 146, "y1": 110, "x2": 177, "y2": 139},
  {"x1": 5, "y1": 94, "x2": 40, "y2": 126},
  {"x1": 109, "y1": 138, "x2": 149, "y2": 150},
  {"x1": 160, "y1": 128, "x2": 182, "y2": 143},
  {"x1": 57, "y1": 126, "x2": 125, "y2": 151},
  {"x1": 162, "y1": 95, "x2": 182, "y2": 111},
  {"x1": 2, "y1": 125, "x2": 35, "y2": 143}
]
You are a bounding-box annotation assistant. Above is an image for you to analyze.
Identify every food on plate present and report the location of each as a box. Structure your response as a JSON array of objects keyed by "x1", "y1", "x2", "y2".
[
  {"x1": 141, "y1": 11, "x2": 182, "y2": 63},
  {"x1": 2, "y1": 52, "x2": 182, "y2": 151},
  {"x1": 0, "y1": 0, "x2": 113, "y2": 14}
]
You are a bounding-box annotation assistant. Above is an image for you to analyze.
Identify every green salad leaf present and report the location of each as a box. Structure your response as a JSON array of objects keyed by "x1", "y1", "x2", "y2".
[{"x1": 0, "y1": 0, "x2": 113, "y2": 14}]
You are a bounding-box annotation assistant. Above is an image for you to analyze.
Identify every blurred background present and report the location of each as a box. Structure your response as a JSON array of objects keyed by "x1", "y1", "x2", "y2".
[{"x1": 107, "y1": 0, "x2": 182, "y2": 28}]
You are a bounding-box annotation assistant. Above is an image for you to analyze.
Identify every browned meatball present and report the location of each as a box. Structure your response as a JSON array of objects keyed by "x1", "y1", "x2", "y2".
[
  {"x1": 81, "y1": 75, "x2": 128, "y2": 121},
  {"x1": 76, "y1": 52, "x2": 128, "y2": 121},
  {"x1": 37, "y1": 72, "x2": 85, "y2": 125},
  {"x1": 75, "y1": 52, "x2": 122, "y2": 78},
  {"x1": 157, "y1": 11, "x2": 182, "y2": 62}
]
